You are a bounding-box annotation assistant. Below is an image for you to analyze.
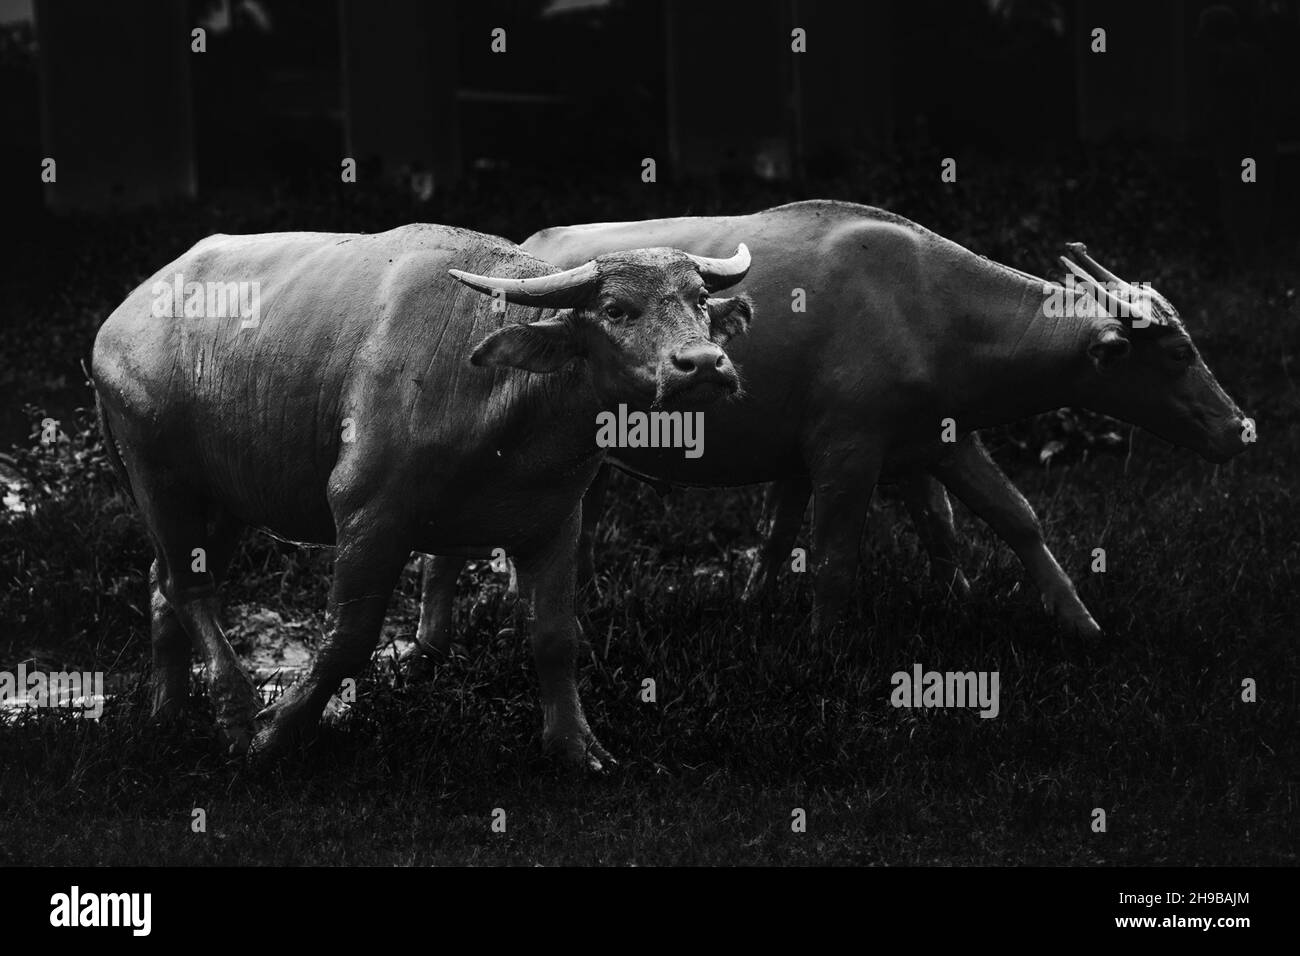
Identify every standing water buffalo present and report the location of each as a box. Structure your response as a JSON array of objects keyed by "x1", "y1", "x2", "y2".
[
  {"x1": 410, "y1": 200, "x2": 1250, "y2": 658},
  {"x1": 92, "y1": 225, "x2": 754, "y2": 768}
]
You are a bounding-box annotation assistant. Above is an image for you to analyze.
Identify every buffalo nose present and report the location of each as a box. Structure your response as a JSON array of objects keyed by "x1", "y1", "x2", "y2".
[{"x1": 670, "y1": 342, "x2": 729, "y2": 377}]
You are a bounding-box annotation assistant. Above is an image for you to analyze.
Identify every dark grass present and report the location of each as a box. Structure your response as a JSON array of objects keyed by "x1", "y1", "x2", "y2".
[
  {"x1": 1, "y1": 150, "x2": 1298, "y2": 865},
  {"x1": 1, "y1": 432, "x2": 1295, "y2": 865}
]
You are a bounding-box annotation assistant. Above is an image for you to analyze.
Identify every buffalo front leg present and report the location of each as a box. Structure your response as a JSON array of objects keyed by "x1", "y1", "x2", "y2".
[
  {"x1": 898, "y1": 472, "x2": 972, "y2": 599},
  {"x1": 742, "y1": 477, "x2": 812, "y2": 603},
  {"x1": 575, "y1": 463, "x2": 611, "y2": 589},
  {"x1": 251, "y1": 512, "x2": 409, "y2": 759},
  {"x1": 932, "y1": 434, "x2": 1100, "y2": 637},
  {"x1": 515, "y1": 507, "x2": 613, "y2": 771},
  {"x1": 808, "y1": 447, "x2": 883, "y2": 637}
]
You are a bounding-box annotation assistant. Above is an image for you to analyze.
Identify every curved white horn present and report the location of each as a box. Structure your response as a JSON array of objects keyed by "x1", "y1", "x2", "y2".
[
  {"x1": 1066, "y1": 243, "x2": 1162, "y2": 326},
  {"x1": 685, "y1": 243, "x2": 751, "y2": 291},
  {"x1": 449, "y1": 258, "x2": 600, "y2": 308},
  {"x1": 1059, "y1": 256, "x2": 1128, "y2": 319},
  {"x1": 1064, "y1": 242, "x2": 1127, "y2": 288}
]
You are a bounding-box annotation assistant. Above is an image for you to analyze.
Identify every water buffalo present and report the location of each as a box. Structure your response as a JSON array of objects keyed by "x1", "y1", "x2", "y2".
[
  {"x1": 92, "y1": 224, "x2": 754, "y2": 768},
  {"x1": 411, "y1": 200, "x2": 1249, "y2": 655}
]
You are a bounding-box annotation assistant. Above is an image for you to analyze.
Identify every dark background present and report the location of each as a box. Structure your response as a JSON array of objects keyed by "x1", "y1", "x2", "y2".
[
  {"x1": 2, "y1": 0, "x2": 1299, "y2": 442},
  {"x1": 0, "y1": 0, "x2": 1296, "y2": 865}
]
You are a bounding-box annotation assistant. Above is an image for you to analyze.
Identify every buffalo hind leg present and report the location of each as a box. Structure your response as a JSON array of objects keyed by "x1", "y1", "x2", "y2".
[
  {"x1": 516, "y1": 507, "x2": 612, "y2": 770},
  {"x1": 149, "y1": 559, "x2": 191, "y2": 718},
  {"x1": 251, "y1": 511, "x2": 410, "y2": 759},
  {"x1": 403, "y1": 554, "x2": 467, "y2": 678},
  {"x1": 898, "y1": 472, "x2": 972, "y2": 599},
  {"x1": 933, "y1": 435, "x2": 1101, "y2": 637},
  {"x1": 126, "y1": 473, "x2": 255, "y2": 752},
  {"x1": 742, "y1": 477, "x2": 811, "y2": 603},
  {"x1": 147, "y1": 513, "x2": 243, "y2": 723}
]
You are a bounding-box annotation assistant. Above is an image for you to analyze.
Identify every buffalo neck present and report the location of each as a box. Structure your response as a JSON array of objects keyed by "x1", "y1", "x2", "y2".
[
  {"x1": 940, "y1": 255, "x2": 1095, "y2": 429},
  {"x1": 496, "y1": 360, "x2": 606, "y2": 476}
]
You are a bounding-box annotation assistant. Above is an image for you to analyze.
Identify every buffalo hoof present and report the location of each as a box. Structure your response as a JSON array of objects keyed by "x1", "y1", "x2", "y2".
[
  {"x1": 210, "y1": 674, "x2": 260, "y2": 757},
  {"x1": 248, "y1": 688, "x2": 318, "y2": 762},
  {"x1": 1044, "y1": 592, "x2": 1103, "y2": 639},
  {"x1": 1066, "y1": 613, "x2": 1103, "y2": 640},
  {"x1": 545, "y1": 731, "x2": 617, "y2": 772},
  {"x1": 248, "y1": 720, "x2": 297, "y2": 764},
  {"x1": 399, "y1": 643, "x2": 445, "y2": 682}
]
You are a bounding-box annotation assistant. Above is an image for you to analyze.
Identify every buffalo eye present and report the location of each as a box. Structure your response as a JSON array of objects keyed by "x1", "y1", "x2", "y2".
[
  {"x1": 603, "y1": 304, "x2": 626, "y2": 320},
  {"x1": 697, "y1": 291, "x2": 709, "y2": 309}
]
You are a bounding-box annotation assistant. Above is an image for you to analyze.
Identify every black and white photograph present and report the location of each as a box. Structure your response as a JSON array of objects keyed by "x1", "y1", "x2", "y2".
[{"x1": 0, "y1": 0, "x2": 1295, "y2": 932}]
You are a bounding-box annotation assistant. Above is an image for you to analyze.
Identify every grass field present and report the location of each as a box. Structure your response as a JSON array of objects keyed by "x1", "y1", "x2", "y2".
[{"x1": 1, "y1": 155, "x2": 1297, "y2": 865}]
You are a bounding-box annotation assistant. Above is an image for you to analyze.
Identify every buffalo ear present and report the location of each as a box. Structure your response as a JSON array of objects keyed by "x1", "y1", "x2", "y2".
[
  {"x1": 469, "y1": 317, "x2": 583, "y2": 373},
  {"x1": 1088, "y1": 325, "x2": 1131, "y2": 373},
  {"x1": 707, "y1": 294, "x2": 754, "y2": 345}
]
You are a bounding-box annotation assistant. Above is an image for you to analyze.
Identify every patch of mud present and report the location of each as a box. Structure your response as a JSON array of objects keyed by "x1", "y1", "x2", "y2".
[
  {"x1": 223, "y1": 604, "x2": 416, "y2": 711},
  {"x1": 225, "y1": 605, "x2": 316, "y2": 682},
  {"x1": 1, "y1": 603, "x2": 419, "y2": 720}
]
